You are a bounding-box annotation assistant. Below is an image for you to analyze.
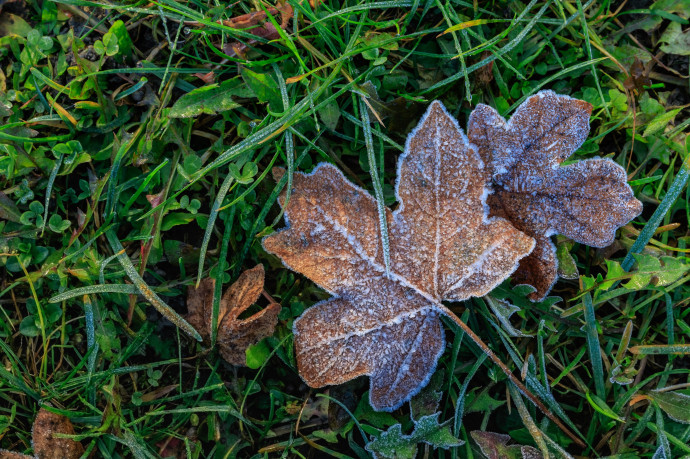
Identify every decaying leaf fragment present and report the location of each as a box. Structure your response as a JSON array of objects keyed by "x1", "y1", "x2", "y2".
[
  {"x1": 32, "y1": 408, "x2": 85, "y2": 459},
  {"x1": 185, "y1": 264, "x2": 281, "y2": 366},
  {"x1": 468, "y1": 90, "x2": 642, "y2": 300},
  {"x1": 263, "y1": 102, "x2": 534, "y2": 410}
]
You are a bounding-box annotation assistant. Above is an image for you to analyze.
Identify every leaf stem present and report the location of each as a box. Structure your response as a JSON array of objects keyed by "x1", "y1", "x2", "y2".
[{"x1": 439, "y1": 304, "x2": 586, "y2": 448}]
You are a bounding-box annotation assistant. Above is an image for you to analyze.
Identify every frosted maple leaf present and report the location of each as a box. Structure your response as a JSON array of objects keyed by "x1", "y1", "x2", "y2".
[
  {"x1": 263, "y1": 102, "x2": 534, "y2": 411},
  {"x1": 468, "y1": 90, "x2": 643, "y2": 301}
]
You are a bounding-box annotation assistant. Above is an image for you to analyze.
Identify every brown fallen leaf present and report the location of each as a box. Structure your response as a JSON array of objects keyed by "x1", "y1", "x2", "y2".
[
  {"x1": 221, "y1": 3, "x2": 293, "y2": 59},
  {"x1": 624, "y1": 57, "x2": 651, "y2": 94},
  {"x1": 468, "y1": 90, "x2": 642, "y2": 300},
  {"x1": 185, "y1": 264, "x2": 281, "y2": 366},
  {"x1": 31, "y1": 407, "x2": 85, "y2": 459},
  {"x1": 192, "y1": 3, "x2": 295, "y2": 82},
  {"x1": 263, "y1": 101, "x2": 535, "y2": 411},
  {"x1": 471, "y1": 431, "x2": 542, "y2": 459}
]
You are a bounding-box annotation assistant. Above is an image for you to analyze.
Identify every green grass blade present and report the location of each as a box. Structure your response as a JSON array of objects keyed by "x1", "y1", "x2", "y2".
[
  {"x1": 583, "y1": 293, "x2": 606, "y2": 399},
  {"x1": 622, "y1": 159, "x2": 690, "y2": 271},
  {"x1": 196, "y1": 169, "x2": 234, "y2": 286},
  {"x1": 105, "y1": 230, "x2": 201, "y2": 341},
  {"x1": 41, "y1": 153, "x2": 63, "y2": 236},
  {"x1": 49, "y1": 284, "x2": 140, "y2": 302}
]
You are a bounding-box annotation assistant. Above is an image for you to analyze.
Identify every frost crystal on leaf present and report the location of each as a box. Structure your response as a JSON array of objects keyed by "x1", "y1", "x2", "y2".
[
  {"x1": 185, "y1": 264, "x2": 281, "y2": 366},
  {"x1": 468, "y1": 90, "x2": 643, "y2": 301},
  {"x1": 263, "y1": 101, "x2": 534, "y2": 411}
]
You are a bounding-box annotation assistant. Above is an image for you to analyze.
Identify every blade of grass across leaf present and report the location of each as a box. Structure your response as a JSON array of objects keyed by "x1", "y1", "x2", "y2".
[
  {"x1": 211, "y1": 194, "x2": 236, "y2": 346},
  {"x1": 218, "y1": 150, "x2": 281, "y2": 214},
  {"x1": 359, "y1": 95, "x2": 391, "y2": 274},
  {"x1": 105, "y1": 230, "x2": 201, "y2": 341},
  {"x1": 272, "y1": 63, "x2": 294, "y2": 226},
  {"x1": 114, "y1": 77, "x2": 148, "y2": 101},
  {"x1": 317, "y1": 393, "x2": 369, "y2": 446}
]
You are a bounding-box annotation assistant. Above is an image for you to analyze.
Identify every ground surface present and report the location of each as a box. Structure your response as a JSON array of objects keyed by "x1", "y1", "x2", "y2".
[{"x1": 1, "y1": 0, "x2": 689, "y2": 457}]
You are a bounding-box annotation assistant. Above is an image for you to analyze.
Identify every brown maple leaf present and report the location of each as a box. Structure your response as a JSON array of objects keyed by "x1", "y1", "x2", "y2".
[
  {"x1": 186, "y1": 264, "x2": 281, "y2": 366},
  {"x1": 263, "y1": 102, "x2": 535, "y2": 411},
  {"x1": 468, "y1": 90, "x2": 643, "y2": 301}
]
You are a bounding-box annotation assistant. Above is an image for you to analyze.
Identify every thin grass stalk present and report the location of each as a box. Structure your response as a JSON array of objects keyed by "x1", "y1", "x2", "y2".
[
  {"x1": 211, "y1": 194, "x2": 237, "y2": 347},
  {"x1": 49, "y1": 284, "x2": 139, "y2": 302},
  {"x1": 454, "y1": 353, "x2": 488, "y2": 436},
  {"x1": 41, "y1": 153, "x2": 63, "y2": 236},
  {"x1": 105, "y1": 229, "x2": 201, "y2": 341},
  {"x1": 622, "y1": 158, "x2": 690, "y2": 272},
  {"x1": 196, "y1": 169, "x2": 234, "y2": 286},
  {"x1": 82, "y1": 295, "x2": 98, "y2": 405}
]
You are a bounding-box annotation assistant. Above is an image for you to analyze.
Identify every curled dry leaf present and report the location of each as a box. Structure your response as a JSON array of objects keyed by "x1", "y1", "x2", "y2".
[
  {"x1": 31, "y1": 407, "x2": 85, "y2": 459},
  {"x1": 185, "y1": 264, "x2": 281, "y2": 366},
  {"x1": 263, "y1": 101, "x2": 534, "y2": 410},
  {"x1": 471, "y1": 431, "x2": 542, "y2": 459},
  {"x1": 468, "y1": 90, "x2": 642, "y2": 300}
]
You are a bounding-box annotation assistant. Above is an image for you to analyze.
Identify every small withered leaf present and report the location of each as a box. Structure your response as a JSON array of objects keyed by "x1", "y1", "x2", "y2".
[
  {"x1": 471, "y1": 430, "x2": 542, "y2": 459},
  {"x1": 263, "y1": 101, "x2": 534, "y2": 411},
  {"x1": 468, "y1": 90, "x2": 643, "y2": 300},
  {"x1": 186, "y1": 264, "x2": 281, "y2": 366},
  {"x1": 31, "y1": 408, "x2": 84, "y2": 459}
]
